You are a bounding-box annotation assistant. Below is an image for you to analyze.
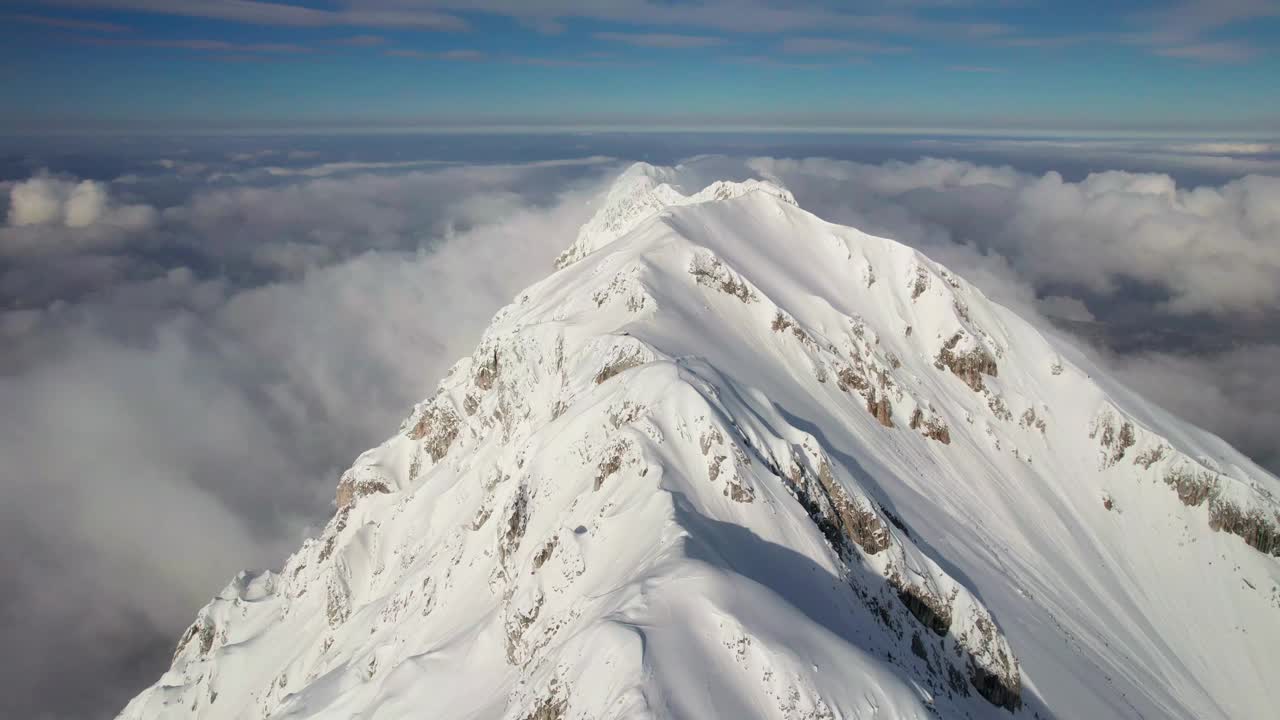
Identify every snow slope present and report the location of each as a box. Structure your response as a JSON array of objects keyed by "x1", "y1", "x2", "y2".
[{"x1": 120, "y1": 161, "x2": 1280, "y2": 720}]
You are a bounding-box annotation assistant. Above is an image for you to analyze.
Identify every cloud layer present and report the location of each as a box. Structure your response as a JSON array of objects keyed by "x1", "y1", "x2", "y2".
[
  {"x1": 1111, "y1": 344, "x2": 1280, "y2": 475},
  {"x1": 0, "y1": 158, "x2": 613, "y2": 719},
  {"x1": 748, "y1": 156, "x2": 1280, "y2": 315}
]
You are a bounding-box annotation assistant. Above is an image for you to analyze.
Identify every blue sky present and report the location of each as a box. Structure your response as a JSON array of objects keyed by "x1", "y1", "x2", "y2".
[{"x1": 3, "y1": 0, "x2": 1279, "y2": 135}]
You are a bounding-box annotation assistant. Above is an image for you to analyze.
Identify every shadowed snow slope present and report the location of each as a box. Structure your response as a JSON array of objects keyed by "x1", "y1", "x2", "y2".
[{"x1": 120, "y1": 162, "x2": 1280, "y2": 720}]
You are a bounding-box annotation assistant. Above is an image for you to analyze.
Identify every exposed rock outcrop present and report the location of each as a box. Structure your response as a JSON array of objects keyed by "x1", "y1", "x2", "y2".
[
  {"x1": 865, "y1": 387, "x2": 894, "y2": 428},
  {"x1": 935, "y1": 332, "x2": 998, "y2": 392},
  {"x1": 406, "y1": 401, "x2": 461, "y2": 462},
  {"x1": 335, "y1": 470, "x2": 390, "y2": 510},
  {"x1": 690, "y1": 251, "x2": 756, "y2": 303},
  {"x1": 910, "y1": 407, "x2": 952, "y2": 444}
]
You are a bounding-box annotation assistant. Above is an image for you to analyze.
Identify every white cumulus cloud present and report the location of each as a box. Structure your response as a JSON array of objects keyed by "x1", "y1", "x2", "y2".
[{"x1": 6, "y1": 175, "x2": 156, "y2": 231}]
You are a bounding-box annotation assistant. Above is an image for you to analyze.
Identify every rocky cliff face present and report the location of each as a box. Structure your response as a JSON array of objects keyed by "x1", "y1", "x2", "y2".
[{"x1": 120, "y1": 162, "x2": 1280, "y2": 720}]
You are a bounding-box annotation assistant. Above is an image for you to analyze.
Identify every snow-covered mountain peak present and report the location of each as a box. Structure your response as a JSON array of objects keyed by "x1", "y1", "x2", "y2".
[
  {"x1": 121, "y1": 162, "x2": 1279, "y2": 720},
  {"x1": 555, "y1": 161, "x2": 796, "y2": 269}
]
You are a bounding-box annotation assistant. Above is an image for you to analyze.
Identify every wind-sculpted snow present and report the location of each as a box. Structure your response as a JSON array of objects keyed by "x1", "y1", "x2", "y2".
[
  {"x1": 555, "y1": 161, "x2": 796, "y2": 270},
  {"x1": 122, "y1": 163, "x2": 1280, "y2": 720}
]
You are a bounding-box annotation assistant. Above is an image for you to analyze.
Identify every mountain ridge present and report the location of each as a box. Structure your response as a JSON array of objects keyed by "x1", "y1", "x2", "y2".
[{"x1": 120, "y1": 162, "x2": 1280, "y2": 720}]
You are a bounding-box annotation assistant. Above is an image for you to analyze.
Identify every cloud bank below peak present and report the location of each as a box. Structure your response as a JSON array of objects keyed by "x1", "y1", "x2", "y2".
[
  {"x1": 0, "y1": 158, "x2": 616, "y2": 718},
  {"x1": 747, "y1": 156, "x2": 1280, "y2": 316}
]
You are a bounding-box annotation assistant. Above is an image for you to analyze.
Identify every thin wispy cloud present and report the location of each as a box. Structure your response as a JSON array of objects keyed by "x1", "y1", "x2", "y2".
[
  {"x1": 909, "y1": 136, "x2": 1280, "y2": 175},
  {"x1": 6, "y1": 3, "x2": 1275, "y2": 148},
  {"x1": 39, "y1": 0, "x2": 1015, "y2": 37},
  {"x1": 724, "y1": 55, "x2": 862, "y2": 70},
  {"x1": 947, "y1": 65, "x2": 1006, "y2": 73},
  {"x1": 1018, "y1": 1, "x2": 1280, "y2": 61},
  {"x1": 780, "y1": 36, "x2": 909, "y2": 55},
  {"x1": 29, "y1": 0, "x2": 1280, "y2": 57},
  {"x1": 10, "y1": 13, "x2": 131, "y2": 32},
  {"x1": 439, "y1": 48, "x2": 485, "y2": 61},
  {"x1": 1155, "y1": 41, "x2": 1264, "y2": 63},
  {"x1": 1135, "y1": 0, "x2": 1280, "y2": 44},
  {"x1": 42, "y1": 0, "x2": 467, "y2": 31},
  {"x1": 999, "y1": 34, "x2": 1096, "y2": 49},
  {"x1": 76, "y1": 36, "x2": 313, "y2": 54},
  {"x1": 384, "y1": 49, "x2": 485, "y2": 61},
  {"x1": 593, "y1": 32, "x2": 727, "y2": 49},
  {"x1": 334, "y1": 34, "x2": 388, "y2": 47},
  {"x1": 510, "y1": 55, "x2": 628, "y2": 67},
  {"x1": 519, "y1": 16, "x2": 567, "y2": 35},
  {"x1": 207, "y1": 52, "x2": 311, "y2": 64}
]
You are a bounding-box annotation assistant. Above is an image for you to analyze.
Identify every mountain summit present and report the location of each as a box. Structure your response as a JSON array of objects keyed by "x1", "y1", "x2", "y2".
[{"x1": 120, "y1": 163, "x2": 1280, "y2": 720}]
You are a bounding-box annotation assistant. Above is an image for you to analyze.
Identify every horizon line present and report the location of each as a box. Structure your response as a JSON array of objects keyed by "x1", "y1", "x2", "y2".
[{"x1": 2, "y1": 125, "x2": 1278, "y2": 141}]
